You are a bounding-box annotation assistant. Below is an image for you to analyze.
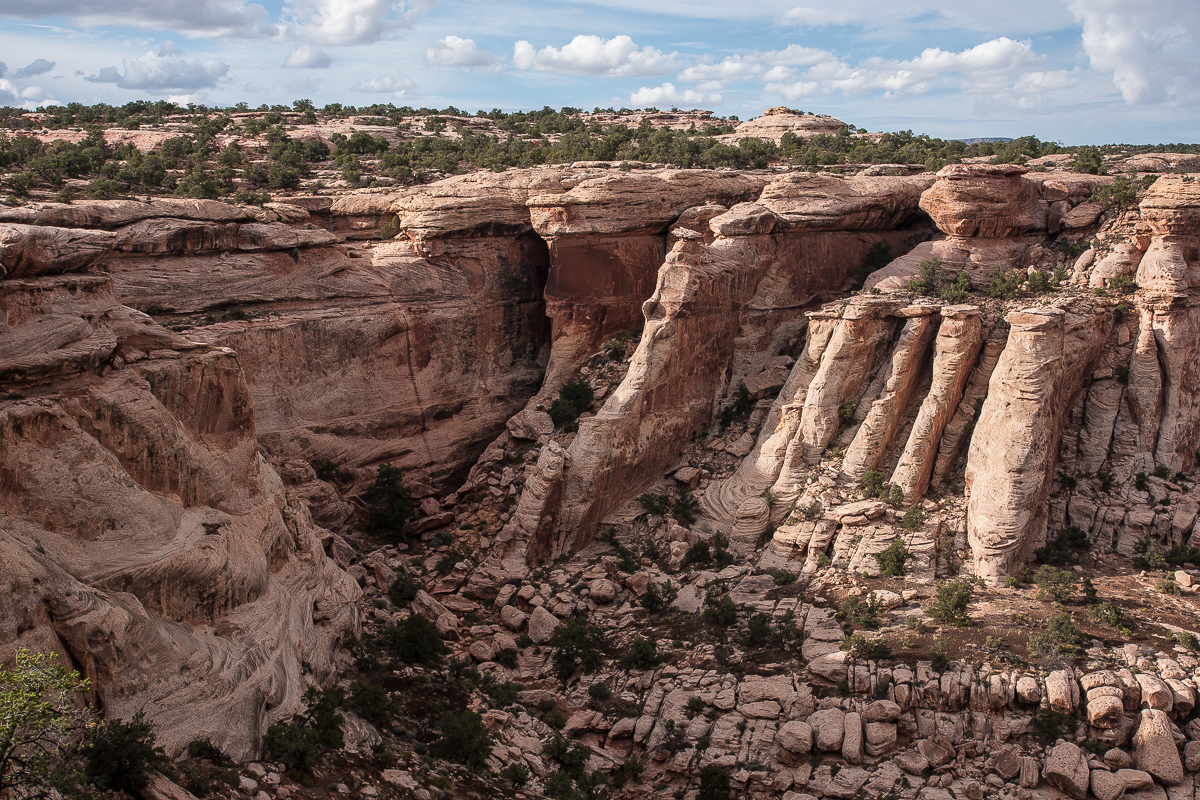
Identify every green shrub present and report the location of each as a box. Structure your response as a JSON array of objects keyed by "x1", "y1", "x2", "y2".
[
  {"x1": 702, "y1": 590, "x2": 738, "y2": 627},
  {"x1": 940, "y1": 271, "x2": 973, "y2": 303},
  {"x1": 0, "y1": 650, "x2": 92, "y2": 800},
  {"x1": 838, "y1": 399, "x2": 857, "y2": 425},
  {"x1": 1092, "y1": 177, "x2": 1137, "y2": 211},
  {"x1": 906, "y1": 258, "x2": 946, "y2": 296},
  {"x1": 697, "y1": 764, "x2": 732, "y2": 800},
  {"x1": 861, "y1": 470, "x2": 885, "y2": 499},
  {"x1": 347, "y1": 680, "x2": 399, "y2": 726},
  {"x1": 839, "y1": 592, "x2": 884, "y2": 630},
  {"x1": 1111, "y1": 275, "x2": 1136, "y2": 293},
  {"x1": 1070, "y1": 146, "x2": 1104, "y2": 175},
  {"x1": 620, "y1": 638, "x2": 665, "y2": 669},
  {"x1": 841, "y1": 632, "x2": 892, "y2": 661},
  {"x1": 500, "y1": 761, "x2": 530, "y2": 786},
  {"x1": 638, "y1": 493, "x2": 669, "y2": 515},
  {"x1": 83, "y1": 711, "x2": 170, "y2": 793},
  {"x1": 387, "y1": 572, "x2": 420, "y2": 606},
  {"x1": 549, "y1": 617, "x2": 607, "y2": 680},
  {"x1": 1133, "y1": 536, "x2": 1168, "y2": 571},
  {"x1": 673, "y1": 486, "x2": 700, "y2": 526},
  {"x1": 1035, "y1": 526, "x2": 1090, "y2": 565},
  {"x1": 1155, "y1": 578, "x2": 1182, "y2": 595},
  {"x1": 363, "y1": 464, "x2": 417, "y2": 540},
  {"x1": 900, "y1": 508, "x2": 924, "y2": 532},
  {"x1": 1034, "y1": 565, "x2": 1078, "y2": 604},
  {"x1": 1028, "y1": 612, "x2": 1084, "y2": 657},
  {"x1": 718, "y1": 384, "x2": 754, "y2": 428},
  {"x1": 384, "y1": 613, "x2": 446, "y2": 665},
  {"x1": 744, "y1": 612, "x2": 773, "y2": 647},
  {"x1": 928, "y1": 581, "x2": 973, "y2": 626},
  {"x1": 685, "y1": 696, "x2": 706, "y2": 718},
  {"x1": 876, "y1": 538, "x2": 912, "y2": 577},
  {"x1": 800, "y1": 500, "x2": 824, "y2": 521},
  {"x1": 988, "y1": 268, "x2": 1025, "y2": 300},
  {"x1": 587, "y1": 683, "x2": 612, "y2": 701},
  {"x1": 549, "y1": 379, "x2": 595, "y2": 430},
  {"x1": 1033, "y1": 706, "x2": 1075, "y2": 741},
  {"x1": 187, "y1": 738, "x2": 226, "y2": 763},
  {"x1": 772, "y1": 569, "x2": 797, "y2": 586},
  {"x1": 930, "y1": 637, "x2": 952, "y2": 671},
  {"x1": 431, "y1": 711, "x2": 492, "y2": 768},
  {"x1": 261, "y1": 687, "x2": 345, "y2": 773},
  {"x1": 543, "y1": 707, "x2": 567, "y2": 729},
  {"x1": 641, "y1": 580, "x2": 678, "y2": 612}
]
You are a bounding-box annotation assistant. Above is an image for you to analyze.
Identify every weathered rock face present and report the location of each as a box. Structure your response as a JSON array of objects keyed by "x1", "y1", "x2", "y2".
[
  {"x1": 966, "y1": 306, "x2": 1108, "y2": 581},
  {"x1": 0, "y1": 229, "x2": 359, "y2": 760},
  {"x1": 919, "y1": 164, "x2": 1047, "y2": 238}
]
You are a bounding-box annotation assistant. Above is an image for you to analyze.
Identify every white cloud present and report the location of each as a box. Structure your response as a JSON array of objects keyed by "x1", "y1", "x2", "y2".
[
  {"x1": 0, "y1": 79, "x2": 16, "y2": 104},
  {"x1": 425, "y1": 35, "x2": 503, "y2": 69},
  {"x1": 1011, "y1": 70, "x2": 1079, "y2": 93},
  {"x1": 630, "y1": 82, "x2": 720, "y2": 106},
  {"x1": 1068, "y1": 0, "x2": 1200, "y2": 105},
  {"x1": 12, "y1": 59, "x2": 56, "y2": 79},
  {"x1": 679, "y1": 44, "x2": 828, "y2": 87},
  {"x1": 87, "y1": 43, "x2": 230, "y2": 90},
  {"x1": 284, "y1": 44, "x2": 331, "y2": 68},
  {"x1": 779, "y1": 6, "x2": 865, "y2": 26},
  {"x1": 0, "y1": 0, "x2": 271, "y2": 37},
  {"x1": 281, "y1": 0, "x2": 428, "y2": 46},
  {"x1": 513, "y1": 34, "x2": 677, "y2": 77},
  {"x1": 760, "y1": 37, "x2": 1040, "y2": 99},
  {"x1": 351, "y1": 75, "x2": 417, "y2": 98}
]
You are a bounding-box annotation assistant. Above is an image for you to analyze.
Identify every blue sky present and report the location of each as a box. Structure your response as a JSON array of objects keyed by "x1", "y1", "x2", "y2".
[{"x1": 0, "y1": 0, "x2": 1197, "y2": 144}]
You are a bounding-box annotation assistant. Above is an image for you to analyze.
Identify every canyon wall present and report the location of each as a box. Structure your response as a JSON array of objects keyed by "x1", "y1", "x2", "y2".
[{"x1": 0, "y1": 214, "x2": 359, "y2": 759}]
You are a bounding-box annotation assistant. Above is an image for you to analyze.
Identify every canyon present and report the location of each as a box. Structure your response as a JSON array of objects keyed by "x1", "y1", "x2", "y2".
[{"x1": 4, "y1": 144, "x2": 1200, "y2": 800}]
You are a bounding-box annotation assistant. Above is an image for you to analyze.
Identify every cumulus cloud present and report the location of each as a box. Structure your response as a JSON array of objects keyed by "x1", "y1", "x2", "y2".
[
  {"x1": 284, "y1": 44, "x2": 331, "y2": 68},
  {"x1": 1068, "y1": 0, "x2": 1200, "y2": 105},
  {"x1": 679, "y1": 44, "x2": 828, "y2": 87},
  {"x1": 0, "y1": 0, "x2": 270, "y2": 37},
  {"x1": 12, "y1": 59, "x2": 57, "y2": 79},
  {"x1": 513, "y1": 34, "x2": 676, "y2": 77},
  {"x1": 760, "y1": 37, "x2": 1041, "y2": 99},
  {"x1": 629, "y1": 81, "x2": 719, "y2": 106},
  {"x1": 0, "y1": 79, "x2": 16, "y2": 105},
  {"x1": 87, "y1": 43, "x2": 230, "y2": 91},
  {"x1": 351, "y1": 75, "x2": 417, "y2": 98},
  {"x1": 426, "y1": 35, "x2": 503, "y2": 69},
  {"x1": 281, "y1": 0, "x2": 429, "y2": 46},
  {"x1": 0, "y1": 63, "x2": 6, "y2": 79}
]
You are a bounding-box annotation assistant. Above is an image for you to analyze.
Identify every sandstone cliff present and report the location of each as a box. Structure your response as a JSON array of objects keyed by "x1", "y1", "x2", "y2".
[{"x1": 0, "y1": 221, "x2": 359, "y2": 759}]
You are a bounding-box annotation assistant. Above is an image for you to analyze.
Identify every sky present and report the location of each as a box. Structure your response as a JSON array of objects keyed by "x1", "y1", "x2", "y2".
[{"x1": 0, "y1": 0, "x2": 1197, "y2": 144}]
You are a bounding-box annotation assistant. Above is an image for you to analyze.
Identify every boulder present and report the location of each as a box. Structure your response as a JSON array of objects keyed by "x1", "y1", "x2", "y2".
[
  {"x1": 1092, "y1": 768, "x2": 1128, "y2": 800},
  {"x1": 588, "y1": 578, "x2": 617, "y2": 604},
  {"x1": 500, "y1": 604, "x2": 528, "y2": 631},
  {"x1": 1043, "y1": 742, "x2": 1090, "y2": 800},
  {"x1": 1136, "y1": 675, "x2": 1175, "y2": 713},
  {"x1": 1133, "y1": 709, "x2": 1184, "y2": 785},
  {"x1": 809, "y1": 708, "x2": 846, "y2": 751},
  {"x1": 527, "y1": 606, "x2": 559, "y2": 645},
  {"x1": 776, "y1": 721, "x2": 813, "y2": 761},
  {"x1": 842, "y1": 712, "x2": 864, "y2": 764},
  {"x1": 1091, "y1": 694, "x2": 1129, "y2": 729}
]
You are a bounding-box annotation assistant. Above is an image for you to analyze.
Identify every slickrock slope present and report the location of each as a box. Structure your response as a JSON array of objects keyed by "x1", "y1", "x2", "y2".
[{"x1": 0, "y1": 223, "x2": 359, "y2": 760}]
